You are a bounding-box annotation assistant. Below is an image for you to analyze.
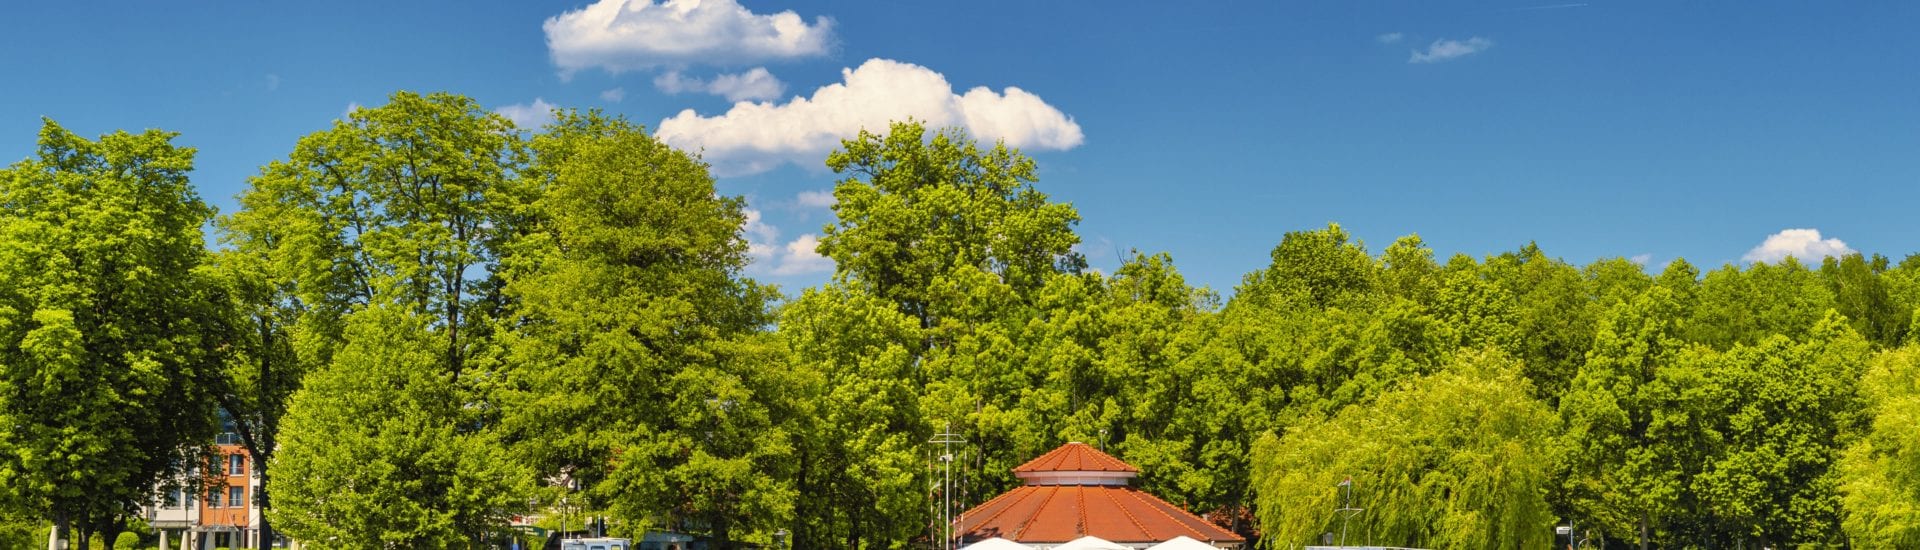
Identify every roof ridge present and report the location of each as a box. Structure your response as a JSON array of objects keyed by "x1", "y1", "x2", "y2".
[
  {"x1": 1075, "y1": 484, "x2": 1088, "y2": 537},
  {"x1": 1122, "y1": 486, "x2": 1242, "y2": 542},
  {"x1": 961, "y1": 484, "x2": 1036, "y2": 535},
  {"x1": 1011, "y1": 442, "x2": 1139, "y2": 473},
  {"x1": 1012, "y1": 485, "x2": 1062, "y2": 540},
  {"x1": 1100, "y1": 481, "x2": 1155, "y2": 539}
]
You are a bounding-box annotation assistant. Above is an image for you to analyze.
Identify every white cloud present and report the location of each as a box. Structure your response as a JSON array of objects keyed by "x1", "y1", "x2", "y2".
[
  {"x1": 656, "y1": 58, "x2": 1084, "y2": 176},
  {"x1": 266, "y1": 74, "x2": 281, "y2": 91},
  {"x1": 772, "y1": 234, "x2": 833, "y2": 276},
  {"x1": 497, "y1": 98, "x2": 559, "y2": 129},
  {"x1": 601, "y1": 87, "x2": 627, "y2": 102},
  {"x1": 1743, "y1": 228, "x2": 1854, "y2": 264},
  {"x1": 740, "y1": 209, "x2": 832, "y2": 276},
  {"x1": 1410, "y1": 37, "x2": 1493, "y2": 63},
  {"x1": 544, "y1": 0, "x2": 834, "y2": 76},
  {"x1": 742, "y1": 208, "x2": 779, "y2": 265},
  {"x1": 1629, "y1": 253, "x2": 1653, "y2": 266},
  {"x1": 795, "y1": 189, "x2": 835, "y2": 209},
  {"x1": 1377, "y1": 32, "x2": 1404, "y2": 44},
  {"x1": 342, "y1": 102, "x2": 363, "y2": 118},
  {"x1": 654, "y1": 67, "x2": 786, "y2": 102}
]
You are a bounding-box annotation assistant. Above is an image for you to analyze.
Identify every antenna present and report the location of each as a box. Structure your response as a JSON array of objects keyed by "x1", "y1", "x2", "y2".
[
  {"x1": 1335, "y1": 477, "x2": 1364, "y2": 547},
  {"x1": 930, "y1": 422, "x2": 966, "y2": 550}
]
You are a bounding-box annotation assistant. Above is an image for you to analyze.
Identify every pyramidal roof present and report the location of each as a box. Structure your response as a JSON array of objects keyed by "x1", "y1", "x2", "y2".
[
  {"x1": 1011, "y1": 442, "x2": 1138, "y2": 474},
  {"x1": 957, "y1": 442, "x2": 1245, "y2": 546}
]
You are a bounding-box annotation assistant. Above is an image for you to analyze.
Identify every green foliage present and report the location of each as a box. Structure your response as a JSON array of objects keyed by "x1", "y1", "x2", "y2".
[
  {"x1": 248, "y1": 92, "x2": 533, "y2": 549},
  {"x1": 820, "y1": 120, "x2": 1083, "y2": 327},
  {"x1": 1243, "y1": 223, "x2": 1378, "y2": 310},
  {"x1": 1689, "y1": 258, "x2": 1835, "y2": 349},
  {"x1": 498, "y1": 110, "x2": 794, "y2": 546},
  {"x1": 782, "y1": 284, "x2": 928, "y2": 548},
  {"x1": 269, "y1": 306, "x2": 530, "y2": 549},
  {"x1": 12, "y1": 106, "x2": 1918, "y2": 549},
  {"x1": 1841, "y1": 346, "x2": 1920, "y2": 545},
  {"x1": 1823, "y1": 253, "x2": 1907, "y2": 347},
  {"x1": 113, "y1": 531, "x2": 138, "y2": 549},
  {"x1": 0, "y1": 513, "x2": 36, "y2": 550},
  {"x1": 1251, "y1": 349, "x2": 1558, "y2": 549},
  {"x1": 0, "y1": 120, "x2": 221, "y2": 536}
]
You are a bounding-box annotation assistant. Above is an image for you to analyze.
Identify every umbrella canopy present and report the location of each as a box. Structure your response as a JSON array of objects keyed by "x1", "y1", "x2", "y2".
[
  {"x1": 1052, "y1": 535, "x2": 1130, "y2": 550},
  {"x1": 1147, "y1": 536, "x2": 1219, "y2": 550},
  {"x1": 963, "y1": 538, "x2": 1035, "y2": 550}
]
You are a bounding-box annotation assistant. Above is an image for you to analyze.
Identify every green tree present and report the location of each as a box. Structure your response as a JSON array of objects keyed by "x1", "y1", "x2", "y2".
[
  {"x1": 811, "y1": 121, "x2": 1090, "y2": 526},
  {"x1": 241, "y1": 92, "x2": 532, "y2": 547},
  {"x1": 1241, "y1": 223, "x2": 1379, "y2": 310},
  {"x1": 1481, "y1": 244, "x2": 1594, "y2": 402},
  {"x1": 1558, "y1": 286, "x2": 1693, "y2": 547},
  {"x1": 192, "y1": 249, "x2": 304, "y2": 550},
  {"x1": 1250, "y1": 349, "x2": 1558, "y2": 549},
  {"x1": 497, "y1": 111, "x2": 793, "y2": 547},
  {"x1": 782, "y1": 285, "x2": 928, "y2": 548},
  {"x1": 0, "y1": 121, "x2": 221, "y2": 549},
  {"x1": 1841, "y1": 345, "x2": 1920, "y2": 546},
  {"x1": 1823, "y1": 253, "x2": 1905, "y2": 347},
  {"x1": 270, "y1": 306, "x2": 529, "y2": 548},
  {"x1": 1688, "y1": 258, "x2": 1835, "y2": 349},
  {"x1": 819, "y1": 120, "x2": 1083, "y2": 329},
  {"x1": 1691, "y1": 313, "x2": 1866, "y2": 546}
]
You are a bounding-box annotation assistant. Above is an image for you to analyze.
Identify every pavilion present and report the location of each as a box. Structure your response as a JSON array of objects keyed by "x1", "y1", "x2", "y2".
[{"x1": 952, "y1": 442, "x2": 1244, "y2": 549}]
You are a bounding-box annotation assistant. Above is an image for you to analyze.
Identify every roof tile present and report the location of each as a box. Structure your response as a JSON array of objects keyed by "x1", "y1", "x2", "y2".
[{"x1": 1011, "y1": 442, "x2": 1139, "y2": 473}]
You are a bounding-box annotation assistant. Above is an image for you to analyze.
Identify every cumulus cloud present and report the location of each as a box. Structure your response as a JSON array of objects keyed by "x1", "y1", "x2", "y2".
[
  {"x1": 1629, "y1": 253, "x2": 1653, "y2": 266},
  {"x1": 772, "y1": 234, "x2": 833, "y2": 276},
  {"x1": 740, "y1": 208, "x2": 832, "y2": 276},
  {"x1": 655, "y1": 67, "x2": 786, "y2": 102},
  {"x1": 742, "y1": 208, "x2": 780, "y2": 265},
  {"x1": 544, "y1": 0, "x2": 834, "y2": 76},
  {"x1": 656, "y1": 58, "x2": 1084, "y2": 176},
  {"x1": 795, "y1": 189, "x2": 835, "y2": 209},
  {"x1": 1410, "y1": 37, "x2": 1493, "y2": 63},
  {"x1": 496, "y1": 98, "x2": 559, "y2": 129},
  {"x1": 601, "y1": 87, "x2": 627, "y2": 102},
  {"x1": 1376, "y1": 32, "x2": 1404, "y2": 44},
  {"x1": 1743, "y1": 228, "x2": 1854, "y2": 264}
]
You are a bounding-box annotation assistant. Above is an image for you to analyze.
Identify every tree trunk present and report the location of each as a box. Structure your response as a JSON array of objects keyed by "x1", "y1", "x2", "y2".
[
  {"x1": 100, "y1": 516, "x2": 124, "y2": 550},
  {"x1": 256, "y1": 463, "x2": 273, "y2": 550},
  {"x1": 1638, "y1": 513, "x2": 1650, "y2": 550}
]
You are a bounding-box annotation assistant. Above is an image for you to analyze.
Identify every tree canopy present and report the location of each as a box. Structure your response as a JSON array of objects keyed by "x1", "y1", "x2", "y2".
[{"x1": 8, "y1": 98, "x2": 1920, "y2": 550}]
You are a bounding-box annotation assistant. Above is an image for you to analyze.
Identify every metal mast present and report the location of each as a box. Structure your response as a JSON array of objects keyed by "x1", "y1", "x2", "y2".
[
  {"x1": 930, "y1": 422, "x2": 966, "y2": 550},
  {"x1": 1336, "y1": 477, "x2": 1365, "y2": 546}
]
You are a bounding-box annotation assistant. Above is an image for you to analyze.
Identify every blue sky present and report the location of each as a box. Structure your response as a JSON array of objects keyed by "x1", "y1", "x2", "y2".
[{"x1": 3, "y1": 1, "x2": 1916, "y2": 295}]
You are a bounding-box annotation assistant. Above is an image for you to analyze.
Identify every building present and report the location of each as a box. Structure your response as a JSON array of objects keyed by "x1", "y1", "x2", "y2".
[
  {"x1": 953, "y1": 443, "x2": 1245, "y2": 549},
  {"x1": 141, "y1": 432, "x2": 278, "y2": 549}
]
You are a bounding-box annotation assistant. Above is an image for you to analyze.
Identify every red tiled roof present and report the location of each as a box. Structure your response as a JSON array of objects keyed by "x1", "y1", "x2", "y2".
[
  {"x1": 953, "y1": 484, "x2": 1244, "y2": 544},
  {"x1": 1011, "y1": 442, "x2": 1138, "y2": 473}
]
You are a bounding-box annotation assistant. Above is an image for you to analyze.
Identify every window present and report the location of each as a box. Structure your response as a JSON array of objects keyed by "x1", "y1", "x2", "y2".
[
  {"x1": 163, "y1": 488, "x2": 181, "y2": 509},
  {"x1": 207, "y1": 488, "x2": 222, "y2": 508},
  {"x1": 229, "y1": 454, "x2": 246, "y2": 476},
  {"x1": 228, "y1": 486, "x2": 245, "y2": 508}
]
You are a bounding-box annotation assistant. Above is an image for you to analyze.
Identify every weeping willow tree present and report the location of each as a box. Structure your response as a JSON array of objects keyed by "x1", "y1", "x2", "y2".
[{"x1": 1250, "y1": 349, "x2": 1557, "y2": 549}]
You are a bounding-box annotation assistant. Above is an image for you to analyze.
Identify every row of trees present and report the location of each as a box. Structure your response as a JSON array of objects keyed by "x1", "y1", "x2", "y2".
[{"x1": 3, "y1": 91, "x2": 1920, "y2": 549}]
